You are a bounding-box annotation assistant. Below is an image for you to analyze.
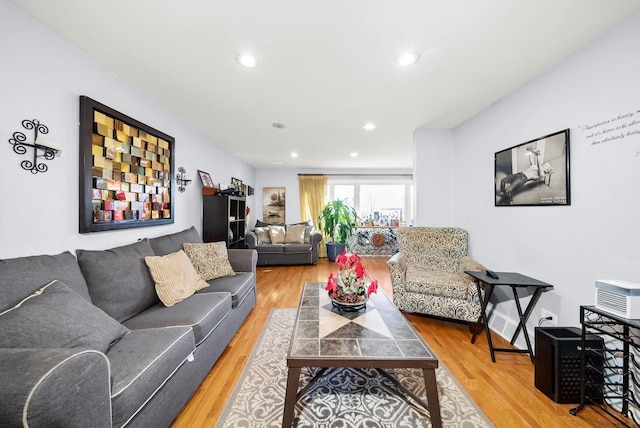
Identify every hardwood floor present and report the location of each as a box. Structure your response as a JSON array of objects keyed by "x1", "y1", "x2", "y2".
[{"x1": 171, "y1": 258, "x2": 627, "y2": 427}]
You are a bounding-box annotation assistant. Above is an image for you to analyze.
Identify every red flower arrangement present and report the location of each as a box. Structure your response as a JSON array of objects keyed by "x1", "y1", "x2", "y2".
[{"x1": 326, "y1": 251, "x2": 378, "y2": 303}]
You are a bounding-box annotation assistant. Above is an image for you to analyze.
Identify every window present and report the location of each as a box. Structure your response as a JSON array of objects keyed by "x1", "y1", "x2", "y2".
[{"x1": 327, "y1": 176, "x2": 413, "y2": 226}]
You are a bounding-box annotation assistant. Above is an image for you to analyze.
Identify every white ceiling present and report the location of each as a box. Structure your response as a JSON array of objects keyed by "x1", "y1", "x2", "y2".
[{"x1": 10, "y1": 0, "x2": 640, "y2": 169}]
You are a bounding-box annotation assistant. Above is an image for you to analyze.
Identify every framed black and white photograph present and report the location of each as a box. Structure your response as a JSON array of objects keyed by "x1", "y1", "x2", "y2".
[{"x1": 495, "y1": 129, "x2": 570, "y2": 206}]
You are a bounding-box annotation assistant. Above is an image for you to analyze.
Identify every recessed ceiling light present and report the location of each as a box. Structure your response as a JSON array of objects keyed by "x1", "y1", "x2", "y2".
[
  {"x1": 272, "y1": 122, "x2": 286, "y2": 129},
  {"x1": 363, "y1": 122, "x2": 377, "y2": 130},
  {"x1": 272, "y1": 161, "x2": 283, "y2": 165},
  {"x1": 395, "y1": 51, "x2": 420, "y2": 67},
  {"x1": 235, "y1": 53, "x2": 257, "y2": 68},
  {"x1": 290, "y1": 152, "x2": 298, "y2": 158},
  {"x1": 350, "y1": 152, "x2": 359, "y2": 158}
]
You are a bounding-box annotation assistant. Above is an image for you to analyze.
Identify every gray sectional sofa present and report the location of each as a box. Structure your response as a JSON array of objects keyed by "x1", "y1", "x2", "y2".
[
  {"x1": 0, "y1": 226, "x2": 257, "y2": 428},
  {"x1": 246, "y1": 221, "x2": 323, "y2": 266}
]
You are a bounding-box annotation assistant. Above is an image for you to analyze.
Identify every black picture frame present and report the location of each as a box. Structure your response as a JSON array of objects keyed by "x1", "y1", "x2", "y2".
[
  {"x1": 79, "y1": 96, "x2": 175, "y2": 233},
  {"x1": 495, "y1": 129, "x2": 570, "y2": 206},
  {"x1": 198, "y1": 170, "x2": 214, "y2": 188}
]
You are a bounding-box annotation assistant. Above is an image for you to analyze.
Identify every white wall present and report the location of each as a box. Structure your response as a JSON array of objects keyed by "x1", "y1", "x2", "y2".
[
  {"x1": 0, "y1": 0, "x2": 255, "y2": 258},
  {"x1": 415, "y1": 11, "x2": 640, "y2": 342},
  {"x1": 413, "y1": 129, "x2": 454, "y2": 226}
]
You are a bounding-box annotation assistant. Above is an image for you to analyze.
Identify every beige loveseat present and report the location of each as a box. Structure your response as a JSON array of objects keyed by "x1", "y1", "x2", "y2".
[{"x1": 387, "y1": 227, "x2": 485, "y2": 323}]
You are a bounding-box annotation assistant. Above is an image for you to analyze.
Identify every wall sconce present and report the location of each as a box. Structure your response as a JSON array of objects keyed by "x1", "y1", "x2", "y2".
[
  {"x1": 176, "y1": 167, "x2": 192, "y2": 192},
  {"x1": 8, "y1": 119, "x2": 59, "y2": 174}
]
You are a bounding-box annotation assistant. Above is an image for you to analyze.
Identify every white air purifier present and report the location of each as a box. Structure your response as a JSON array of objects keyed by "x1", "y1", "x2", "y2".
[{"x1": 595, "y1": 280, "x2": 640, "y2": 319}]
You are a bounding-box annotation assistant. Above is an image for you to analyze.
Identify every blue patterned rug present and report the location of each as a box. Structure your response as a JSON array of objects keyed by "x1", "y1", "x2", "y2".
[{"x1": 216, "y1": 308, "x2": 494, "y2": 427}]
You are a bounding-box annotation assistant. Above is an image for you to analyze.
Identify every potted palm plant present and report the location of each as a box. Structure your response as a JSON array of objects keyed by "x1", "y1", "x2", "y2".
[{"x1": 318, "y1": 199, "x2": 357, "y2": 261}]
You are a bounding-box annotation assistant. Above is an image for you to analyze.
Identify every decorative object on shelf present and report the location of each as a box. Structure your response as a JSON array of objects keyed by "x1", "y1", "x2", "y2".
[
  {"x1": 247, "y1": 186, "x2": 254, "y2": 196},
  {"x1": 8, "y1": 119, "x2": 59, "y2": 174},
  {"x1": 79, "y1": 96, "x2": 174, "y2": 233},
  {"x1": 495, "y1": 129, "x2": 570, "y2": 206},
  {"x1": 176, "y1": 167, "x2": 192, "y2": 192},
  {"x1": 372, "y1": 233, "x2": 385, "y2": 247},
  {"x1": 326, "y1": 251, "x2": 378, "y2": 311},
  {"x1": 198, "y1": 169, "x2": 214, "y2": 187},
  {"x1": 318, "y1": 198, "x2": 357, "y2": 261},
  {"x1": 231, "y1": 177, "x2": 244, "y2": 195},
  {"x1": 198, "y1": 169, "x2": 218, "y2": 195},
  {"x1": 262, "y1": 187, "x2": 286, "y2": 225}
]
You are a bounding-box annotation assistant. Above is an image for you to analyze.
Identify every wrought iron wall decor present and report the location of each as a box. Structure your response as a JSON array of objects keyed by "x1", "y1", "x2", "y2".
[
  {"x1": 79, "y1": 96, "x2": 175, "y2": 233},
  {"x1": 8, "y1": 119, "x2": 59, "y2": 174},
  {"x1": 176, "y1": 167, "x2": 192, "y2": 192}
]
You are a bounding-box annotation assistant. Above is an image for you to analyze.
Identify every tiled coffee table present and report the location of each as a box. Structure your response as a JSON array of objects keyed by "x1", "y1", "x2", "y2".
[{"x1": 283, "y1": 282, "x2": 441, "y2": 427}]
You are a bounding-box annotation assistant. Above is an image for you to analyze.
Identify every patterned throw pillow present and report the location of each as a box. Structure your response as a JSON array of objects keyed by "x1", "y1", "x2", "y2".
[
  {"x1": 183, "y1": 242, "x2": 236, "y2": 281},
  {"x1": 144, "y1": 250, "x2": 209, "y2": 307},
  {"x1": 254, "y1": 227, "x2": 271, "y2": 244},
  {"x1": 285, "y1": 224, "x2": 306, "y2": 244},
  {"x1": 303, "y1": 225, "x2": 315, "y2": 244},
  {"x1": 268, "y1": 225, "x2": 286, "y2": 244}
]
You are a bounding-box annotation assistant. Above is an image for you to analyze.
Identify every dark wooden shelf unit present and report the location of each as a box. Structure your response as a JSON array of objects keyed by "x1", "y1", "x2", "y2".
[{"x1": 203, "y1": 195, "x2": 246, "y2": 248}]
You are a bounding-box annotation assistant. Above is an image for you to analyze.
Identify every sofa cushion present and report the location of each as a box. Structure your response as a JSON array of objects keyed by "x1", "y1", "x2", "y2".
[
  {"x1": 0, "y1": 252, "x2": 91, "y2": 311},
  {"x1": 107, "y1": 326, "x2": 195, "y2": 427},
  {"x1": 77, "y1": 239, "x2": 157, "y2": 323},
  {"x1": 183, "y1": 242, "x2": 235, "y2": 281},
  {"x1": 405, "y1": 266, "x2": 471, "y2": 300},
  {"x1": 254, "y1": 227, "x2": 271, "y2": 244},
  {"x1": 285, "y1": 224, "x2": 306, "y2": 243},
  {"x1": 144, "y1": 250, "x2": 209, "y2": 307},
  {"x1": 254, "y1": 244, "x2": 285, "y2": 254},
  {"x1": 148, "y1": 226, "x2": 202, "y2": 256},
  {"x1": 199, "y1": 272, "x2": 255, "y2": 308},
  {"x1": 283, "y1": 244, "x2": 313, "y2": 254},
  {"x1": 123, "y1": 292, "x2": 232, "y2": 345},
  {"x1": 0, "y1": 280, "x2": 129, "y2": 353},
  {"x1": 268, "y1": 225, "x2": 286, "y2": 243}
]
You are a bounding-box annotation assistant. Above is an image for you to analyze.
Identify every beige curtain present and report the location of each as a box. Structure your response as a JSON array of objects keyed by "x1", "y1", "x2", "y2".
[{"x1": 299, "y1": 175, "x2": 327, "y2": 258}]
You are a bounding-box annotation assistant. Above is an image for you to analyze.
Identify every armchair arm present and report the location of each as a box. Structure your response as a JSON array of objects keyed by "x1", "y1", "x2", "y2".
[
  {"x1": 459, "y1": 256, "x2": 487, "y2": 301},
  {"x1": 228, "y1": 248, "x2": 257, "y2": 273},
  {"x1": 387, "y1": 252, "x2": 409, "y2": 304},
  {"x1": 459, "y1": 256, "x2": 486, "y2": 274},
  {"x1": 0, "y1": 348, "x2": 111, "y2": 428}
]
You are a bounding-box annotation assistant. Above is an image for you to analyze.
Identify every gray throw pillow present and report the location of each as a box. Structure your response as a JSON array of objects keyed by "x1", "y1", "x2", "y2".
[
  {"x1": 77, "y1": 239, "x2": 157, "y2": 323},
  {"x1": 0, "y1": 280, "x2": 129, "y2": 353}
]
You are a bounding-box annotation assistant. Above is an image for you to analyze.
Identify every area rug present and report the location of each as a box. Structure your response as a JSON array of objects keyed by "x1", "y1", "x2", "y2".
[{"x1": 216, "y1": 308, "x2": 494, "y2": 427}]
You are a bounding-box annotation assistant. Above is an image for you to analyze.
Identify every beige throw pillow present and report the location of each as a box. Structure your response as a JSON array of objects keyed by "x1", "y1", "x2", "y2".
[
  {"x1": 268, "y1": 225, "x2": 286, "y2": 244},
  {"x1": 303, "y1": 225, "x2": 315, "y2": 244},
  {"x1": 183, "y1": 242, "x2": 236, "y2": 281},
  {"x1": 254, "y1": 227, "x2": 271, "y2": 244},
  {"x1": 144, "y1": 250, "x2": 209, "y2": 307},
  {"x1": 285, "y1": 224, "x2": 306, "y2": 244}
]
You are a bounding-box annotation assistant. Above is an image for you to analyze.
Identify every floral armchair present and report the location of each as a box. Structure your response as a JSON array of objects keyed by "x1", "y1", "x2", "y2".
[{"x1": 387, "y1": 227, "x2": 485, "y2": 323}]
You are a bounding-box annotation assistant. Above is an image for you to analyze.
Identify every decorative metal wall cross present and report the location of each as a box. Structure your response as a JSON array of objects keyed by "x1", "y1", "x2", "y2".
[{"x1": 8, "y1": 119, "x2": 58, "y2": 174}]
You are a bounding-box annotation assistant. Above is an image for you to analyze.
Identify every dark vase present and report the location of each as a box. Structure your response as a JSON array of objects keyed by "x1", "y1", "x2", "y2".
[{"x1": 326, "y1": 243, "x2": 346, "y2": 262}]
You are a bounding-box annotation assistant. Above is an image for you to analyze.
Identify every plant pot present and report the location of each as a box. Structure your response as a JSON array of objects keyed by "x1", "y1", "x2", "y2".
[{"x1": 326, "y1": 243, "x2": 346, "y2": 262}]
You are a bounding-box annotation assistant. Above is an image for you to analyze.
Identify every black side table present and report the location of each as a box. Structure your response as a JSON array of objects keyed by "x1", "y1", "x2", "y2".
[{"x1": 465, "y1": 271, "x2": 554, "y2": 363}]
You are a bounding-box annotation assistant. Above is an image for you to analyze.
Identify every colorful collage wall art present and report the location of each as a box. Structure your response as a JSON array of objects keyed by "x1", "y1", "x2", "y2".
[{"x1": 80, "y1": 96, "x2": 174, "y2": 232}]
